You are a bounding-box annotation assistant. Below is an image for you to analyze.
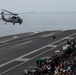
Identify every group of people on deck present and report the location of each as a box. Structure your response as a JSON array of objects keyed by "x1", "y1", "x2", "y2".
[{"x1": 34, "y1": 38, "x2": 76, "y2": 75}]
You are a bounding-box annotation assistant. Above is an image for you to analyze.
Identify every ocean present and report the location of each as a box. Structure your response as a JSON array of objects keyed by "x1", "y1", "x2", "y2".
[{"x1": 0, "y1": 12, "x2": 76, "y2": 37}]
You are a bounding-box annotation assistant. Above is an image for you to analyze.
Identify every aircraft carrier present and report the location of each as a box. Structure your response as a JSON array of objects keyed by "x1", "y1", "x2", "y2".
[{"x1": 0, "y1": 29, "x2": 76, "y2": 75}]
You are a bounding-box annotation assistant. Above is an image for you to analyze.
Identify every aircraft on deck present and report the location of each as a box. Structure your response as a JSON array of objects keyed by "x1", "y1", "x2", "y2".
[{"x1": 0, "y1": 9, "x2": 23, "y2": 25}]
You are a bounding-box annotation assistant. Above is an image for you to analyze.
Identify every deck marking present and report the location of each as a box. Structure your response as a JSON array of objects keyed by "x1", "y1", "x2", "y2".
[
  {"x1": 41, "y1": 32, "x2": 59, "y2": 38},
  {"x1": 16, "y1": 41, "x2": 32, "y2": 46},
  {"x1": 47, "y1": 44, "x2": 57, "y2": 47},
  {"x1": 15, "y1": 58, "x2": 30, "y2": 62},
  {"x1": 43, "y1": 33, "x2": 53, "y2": 37},
  {"x1": 0, "y1": 36, "x2": 19, "y2": 43}
]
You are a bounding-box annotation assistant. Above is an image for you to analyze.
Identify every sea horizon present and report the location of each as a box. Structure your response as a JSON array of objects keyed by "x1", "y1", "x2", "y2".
[{"x1": 0, "y1": 12, "x2": 76, "y2": 37}]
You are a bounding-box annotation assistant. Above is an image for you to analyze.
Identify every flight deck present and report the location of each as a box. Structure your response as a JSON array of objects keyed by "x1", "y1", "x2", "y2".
[{"x1": 0, "y1": 30, "x2": 76, "y2": 75}]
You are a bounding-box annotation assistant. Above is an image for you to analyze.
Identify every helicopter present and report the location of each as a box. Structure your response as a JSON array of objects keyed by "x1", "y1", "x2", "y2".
[{"x1": 0, "y1": 9, "x2": 23, "y2": 25}]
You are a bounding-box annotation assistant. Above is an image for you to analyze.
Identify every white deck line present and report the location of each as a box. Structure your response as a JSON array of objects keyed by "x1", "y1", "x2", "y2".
[
  {"x1": 43, "y1": 33, "x2": 53, "y2": 37},
  {"x1": 15, "y1": 58, "x2": 30, "y2": 62},
  {"x1": 16, "y1": 41, "x2": 32, "y2": 46}
]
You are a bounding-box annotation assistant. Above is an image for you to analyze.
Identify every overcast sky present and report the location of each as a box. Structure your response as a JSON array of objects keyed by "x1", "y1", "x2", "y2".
[{"x1": 0, "y1": 0, "x2": 76, "y2": 13}]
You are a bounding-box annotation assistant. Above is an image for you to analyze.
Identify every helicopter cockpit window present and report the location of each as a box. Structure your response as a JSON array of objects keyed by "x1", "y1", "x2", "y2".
[{"x1": 11, "y1": 16, "x2": 16, "y2": 19}]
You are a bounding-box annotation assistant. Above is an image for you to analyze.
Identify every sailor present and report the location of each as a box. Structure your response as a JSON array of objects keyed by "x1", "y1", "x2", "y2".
[{"x1": 53, "y1": 34, "x2": 56, "y2": 39}]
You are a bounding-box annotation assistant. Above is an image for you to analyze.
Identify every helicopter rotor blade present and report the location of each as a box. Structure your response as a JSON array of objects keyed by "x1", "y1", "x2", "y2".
[
  {"x1": 0, "y1": 13, "x2": 13, "y2": 15},
  {"x1": 1, "y1": 9, "x2": 18, "y2": 15}
]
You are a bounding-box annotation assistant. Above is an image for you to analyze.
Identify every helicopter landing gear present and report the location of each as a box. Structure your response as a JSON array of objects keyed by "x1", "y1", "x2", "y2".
[
  {"x1": 13, "y1": 23, "x2": 15, "y2": 25},
  {"x1": 19, "y1": 22, "x2": 22, "y2": 25},
  {"x1": 19, "y1": 23, "x2": 21, "y2": 25}
]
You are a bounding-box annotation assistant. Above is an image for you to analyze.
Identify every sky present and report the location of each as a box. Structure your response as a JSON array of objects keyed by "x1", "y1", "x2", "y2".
[{"x1": 0, "y1": 0, "x2": 76, "y2": 13}]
